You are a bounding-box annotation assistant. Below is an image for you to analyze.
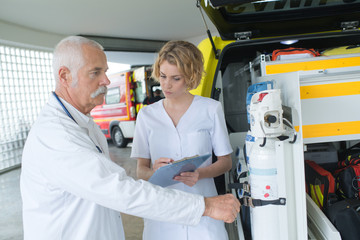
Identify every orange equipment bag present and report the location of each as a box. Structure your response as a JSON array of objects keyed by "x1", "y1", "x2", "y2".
[
  {"x1": 305, "y1": 160, "x2": 336, "y2": 210},
  {"x1": 272, "y1": 47, "x2": 320, "y2": 61}
]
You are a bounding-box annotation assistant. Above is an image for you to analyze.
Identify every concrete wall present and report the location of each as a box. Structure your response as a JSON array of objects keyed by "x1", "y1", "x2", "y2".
[{"x1": 0, "y1": 20, "x2": 65, "y2": 50}]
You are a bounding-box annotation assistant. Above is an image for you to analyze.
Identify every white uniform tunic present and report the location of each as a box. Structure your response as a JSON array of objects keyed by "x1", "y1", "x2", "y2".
[
  {"x1": 20, "y1": 94, "x2": 205, "y2": 240},
  {"x1": 131, "y1": 95, "x2": 233, "y2": 240}
]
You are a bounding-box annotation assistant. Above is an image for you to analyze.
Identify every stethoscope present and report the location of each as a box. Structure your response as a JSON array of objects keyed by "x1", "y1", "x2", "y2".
[{"x1": 52, "y1": 91, "x2": 103, "y2": 153}]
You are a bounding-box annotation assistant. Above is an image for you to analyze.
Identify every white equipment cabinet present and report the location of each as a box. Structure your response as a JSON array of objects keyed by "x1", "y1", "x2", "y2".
[{"x1": 247, "y1": 53, "x2": 360, "y2": 239}]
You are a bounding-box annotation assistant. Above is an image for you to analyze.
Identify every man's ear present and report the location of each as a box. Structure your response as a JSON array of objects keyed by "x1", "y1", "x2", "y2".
[{"x1": 58, "y1": 66, "x2": 72, "y2": 87}]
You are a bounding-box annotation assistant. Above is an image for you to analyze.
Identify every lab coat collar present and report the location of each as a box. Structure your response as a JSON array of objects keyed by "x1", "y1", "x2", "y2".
[{"x1": 49, "y1": 93, "x2": 92, "y2": 128}]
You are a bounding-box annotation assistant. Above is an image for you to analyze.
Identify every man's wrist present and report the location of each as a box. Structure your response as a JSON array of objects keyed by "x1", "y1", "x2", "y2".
[{"x1": 203, "y1": 197, "x2": 210, "y2": 216}]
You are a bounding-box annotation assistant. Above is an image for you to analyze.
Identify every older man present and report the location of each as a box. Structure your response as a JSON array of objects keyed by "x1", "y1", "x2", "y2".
[{"x1": 20, "y1": 36, "x2": 240, "y2": 240}]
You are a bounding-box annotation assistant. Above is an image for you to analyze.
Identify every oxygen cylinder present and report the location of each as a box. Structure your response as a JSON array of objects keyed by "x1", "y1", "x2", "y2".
[
  {"x1": 247, "y1": 88, "x2": 286, "y2": 240},
  {"x1": 248, "y1": 138, "x2": 280, "y2": 240}
]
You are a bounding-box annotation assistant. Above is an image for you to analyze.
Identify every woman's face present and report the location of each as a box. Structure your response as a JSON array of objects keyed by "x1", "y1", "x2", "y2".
[{"x1": 159, "y1": 60, "x2": 188, "y2": 99}]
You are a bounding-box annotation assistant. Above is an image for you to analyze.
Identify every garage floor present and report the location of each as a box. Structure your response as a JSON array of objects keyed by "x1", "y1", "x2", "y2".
[{"x1": 0, "y1": 143, "x2": 143, "y2": 240}]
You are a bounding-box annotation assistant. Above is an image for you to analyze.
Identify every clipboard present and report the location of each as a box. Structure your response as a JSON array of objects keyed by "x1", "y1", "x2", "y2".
[{"x1": 148, "y1": 153, "x2": 211, "y2": 187}]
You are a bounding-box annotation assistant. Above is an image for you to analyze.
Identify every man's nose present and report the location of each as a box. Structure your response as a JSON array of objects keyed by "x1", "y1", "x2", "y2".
[{"x1": 102, "y1": 74, "x2": 111, "y2": 86}]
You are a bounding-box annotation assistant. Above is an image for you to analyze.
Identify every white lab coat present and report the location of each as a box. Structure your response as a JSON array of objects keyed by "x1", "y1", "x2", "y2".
[
  {"x1": 20, "y1": 93, "x2": 205, "y2": 240},
  {"x1": 131, "y1": 95, "x2": 233, "y2": 240}
]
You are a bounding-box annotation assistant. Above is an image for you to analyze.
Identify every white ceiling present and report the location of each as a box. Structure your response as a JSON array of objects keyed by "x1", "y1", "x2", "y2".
[{"x1": 0, "y1": 0, "x2": 218, "y2": 66}]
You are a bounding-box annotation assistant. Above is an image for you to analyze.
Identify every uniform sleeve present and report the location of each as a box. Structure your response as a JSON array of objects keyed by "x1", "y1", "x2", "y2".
[
  {"x1": 210, "y1": 102, "x2": 233, "y2": 156},
  {"x1": 35, "y1": 118, "x2": 205, "y2": 226},
  {"x1": 130, "y1": 109, "x2": 151, "y2": 159}
]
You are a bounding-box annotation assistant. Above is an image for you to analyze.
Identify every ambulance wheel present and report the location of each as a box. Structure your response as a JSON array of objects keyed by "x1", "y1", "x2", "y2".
[{"x1": 111, "y1": 126, "x2": 128, "y2": 148}]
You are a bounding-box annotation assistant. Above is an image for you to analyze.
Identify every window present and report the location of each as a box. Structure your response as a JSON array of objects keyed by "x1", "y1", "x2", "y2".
[
  {"x1": 134, "y1": 81, "x2": 146, "y2": 103},
  {"x1": 222, "y1": 62, "x2": 251, "y2": 133},
  {"x1": 105, "y1": 87, "x2": 121, "y2": 104},
  {"x1": 0, "y1": 42, "x2": 54, "y2": 172}
]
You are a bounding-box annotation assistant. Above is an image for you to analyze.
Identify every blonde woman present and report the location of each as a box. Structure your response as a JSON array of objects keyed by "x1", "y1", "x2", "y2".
[{"x1": 131, "y1": 40, "x2": 233, "y2": 240}]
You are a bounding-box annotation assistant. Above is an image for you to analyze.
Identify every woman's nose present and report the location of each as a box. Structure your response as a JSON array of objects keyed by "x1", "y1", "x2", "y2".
[{"x1": 161, "y1": 77, "x2": 171, "y2": 88}]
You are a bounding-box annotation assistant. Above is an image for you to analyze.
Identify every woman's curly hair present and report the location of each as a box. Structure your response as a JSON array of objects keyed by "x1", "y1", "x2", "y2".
[{"x1": 152, "y1": 40, "x2": 204, "y2": 90}]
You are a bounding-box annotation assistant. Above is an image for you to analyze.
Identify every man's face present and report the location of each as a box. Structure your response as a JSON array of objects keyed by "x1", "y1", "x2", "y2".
[{"x1": 68, "y1": 45, "x2": 110, "y2": 114}]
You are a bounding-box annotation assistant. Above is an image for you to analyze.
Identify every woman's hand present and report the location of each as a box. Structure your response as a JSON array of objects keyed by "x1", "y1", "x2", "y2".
[
  {"x1": 152, "y1": 157, "x2": 174, "y2": 171},
  {"x1": 173, "y1": 170, "x2": 200, "y2": 187}
]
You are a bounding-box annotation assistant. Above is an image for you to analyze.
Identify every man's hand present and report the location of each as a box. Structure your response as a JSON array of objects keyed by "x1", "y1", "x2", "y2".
[{"x1": 203, "y1": 194, "x2": 240, "y2": 223}]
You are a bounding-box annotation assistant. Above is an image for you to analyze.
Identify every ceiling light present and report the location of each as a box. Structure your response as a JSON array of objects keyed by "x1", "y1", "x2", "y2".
[{"x1": 280, "y1": 40, "x2": 299, "y2": 45}]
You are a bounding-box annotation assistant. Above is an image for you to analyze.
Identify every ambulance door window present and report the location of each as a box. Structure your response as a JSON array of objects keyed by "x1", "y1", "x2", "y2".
[
  {"x1": 222, "y1": 62, "x2": 250, "y2": 132},
  {"x1": 134, "y1": 81, "x2": 146, "y2": 103},
  {"x1": 105, "y1": 87, "x2": 120, "y2": 104}
]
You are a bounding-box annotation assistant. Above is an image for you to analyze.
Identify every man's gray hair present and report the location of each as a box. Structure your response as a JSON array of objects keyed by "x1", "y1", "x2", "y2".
[{"x1": 52, "y1": 36, "x2": 104, "y2": 86}]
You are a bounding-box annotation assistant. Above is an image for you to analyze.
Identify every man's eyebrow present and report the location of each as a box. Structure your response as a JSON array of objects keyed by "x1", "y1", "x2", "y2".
[{"x1": 90, "y1": 67, "x2": 104, "y2": 71}]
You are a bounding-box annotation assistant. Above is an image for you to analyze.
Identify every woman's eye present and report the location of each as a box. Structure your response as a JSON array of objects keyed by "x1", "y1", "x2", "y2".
[
  {"x1": 160, "y1": 75, "x2": 166, "y2": 79},
  {"x1": 174, "y1": 77, "x2": 181, "y2": 81}
]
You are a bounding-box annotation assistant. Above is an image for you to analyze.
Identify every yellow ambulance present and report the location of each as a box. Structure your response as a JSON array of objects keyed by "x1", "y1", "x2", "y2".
[{"x1": 193, "y1": 1, "x2": 360, "y2": 239}]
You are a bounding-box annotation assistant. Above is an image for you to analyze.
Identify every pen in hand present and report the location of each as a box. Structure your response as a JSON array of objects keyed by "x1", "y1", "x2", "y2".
[{"x1": 153, "y1": 157, "x2": 174, "y2": 171}]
